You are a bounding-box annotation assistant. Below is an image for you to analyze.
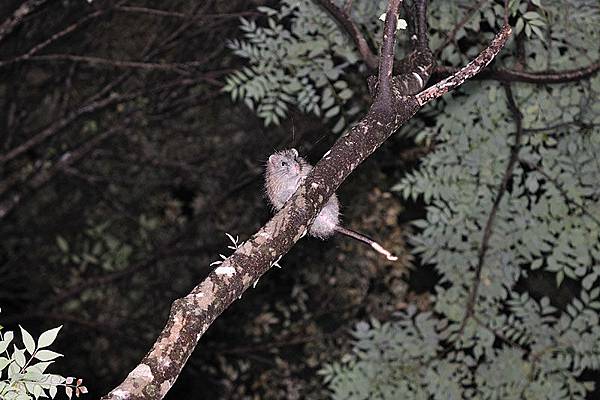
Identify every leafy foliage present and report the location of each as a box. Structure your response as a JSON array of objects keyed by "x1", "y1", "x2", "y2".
[
  {"x1": 223, "y1": 0, "x2": 382, "y2": 132},
  {"x1": 226, "y1": 0, "x2": 600, "y2": 398},
  {"x1": 0, "y1": 321, "x2": 87, "y2": 399}
]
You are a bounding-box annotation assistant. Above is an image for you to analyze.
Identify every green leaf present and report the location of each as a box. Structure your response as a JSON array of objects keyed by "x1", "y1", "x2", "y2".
[
  {"x1": 34, "y1": 350, "x2": 63, "y2": 361},
  {"x1": 37, "y1": 326, "x2": 62, "y2": 349},
  {"x1": 0, "y1": 356, "x2": 10, "y2": 371},
  {"x1": 556, "y1": 270, "x2": 565, "y2": 286},
  {"x1": 13, "y1": 348, "x2": 26, "y2": 367},
  {"x1": 20, "y1": 326, "x2": 36, "y2": 355},
  {"x1": 324, "y1": 106, "x2": 340, "y2": 118},
  {"x1": 515, "y1": 18, "x2": 524, "y2": 35},
  {"x1": 0, "y1": 339, "x2": 11, "y2": 353},
  {"x1": 338, "y1": 89, "x2": 353, "y2": 100},
  {"x1": 56, "y1": 236, "x2": 69, "y2": 253}
]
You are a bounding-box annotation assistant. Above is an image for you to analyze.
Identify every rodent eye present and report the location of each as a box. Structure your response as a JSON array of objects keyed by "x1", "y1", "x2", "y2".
[{"x1": 281, "y1": 161, "x2": 288, "y2": 167}]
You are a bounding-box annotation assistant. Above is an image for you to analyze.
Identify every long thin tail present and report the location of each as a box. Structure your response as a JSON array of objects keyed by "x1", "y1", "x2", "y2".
[{"x1": 334, "y1": 226, "x2": 399, "y2": 261}]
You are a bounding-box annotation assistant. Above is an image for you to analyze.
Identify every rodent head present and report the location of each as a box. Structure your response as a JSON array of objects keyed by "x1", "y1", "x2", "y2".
[{"x1": 267, "y1": 148, "x2": 303, "y2": 178}]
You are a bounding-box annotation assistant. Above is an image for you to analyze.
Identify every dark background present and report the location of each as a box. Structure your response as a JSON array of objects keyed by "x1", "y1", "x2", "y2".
[{"x1": 0, "y1": 1, "x2": 422, "y2": 398}]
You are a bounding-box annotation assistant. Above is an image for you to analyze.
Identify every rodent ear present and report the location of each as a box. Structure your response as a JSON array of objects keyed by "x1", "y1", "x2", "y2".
[{"x1": 291, "y1": 148, "x2": 298, "y2": 158}]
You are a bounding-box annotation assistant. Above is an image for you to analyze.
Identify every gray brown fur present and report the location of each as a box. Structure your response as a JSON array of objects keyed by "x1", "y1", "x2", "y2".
[
  {"x1": 264, "y1": 149, "x2": 398, "y2": 261},
  {"x1": 265, "y1": 149, "x2": 339, "y2": 239}
]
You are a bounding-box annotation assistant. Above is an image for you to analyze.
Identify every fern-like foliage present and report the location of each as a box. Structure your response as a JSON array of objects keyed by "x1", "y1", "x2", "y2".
[
  {"x1": 223, "y1": 0, "x2": 390, "y2": 132},
  {"x1": 225, "y1": 0, "x2": 600, "y2": 398}
]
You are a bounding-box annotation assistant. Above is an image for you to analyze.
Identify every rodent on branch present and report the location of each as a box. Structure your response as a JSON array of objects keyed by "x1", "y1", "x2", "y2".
[{"x1": 265, "y1": 148, "x2": 398, "y2": 261}]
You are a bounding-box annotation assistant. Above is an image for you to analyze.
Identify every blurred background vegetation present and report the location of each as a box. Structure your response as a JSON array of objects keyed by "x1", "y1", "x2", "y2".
[{"x1": 0, "y1": 0, "x2": 598, "y2": 399}]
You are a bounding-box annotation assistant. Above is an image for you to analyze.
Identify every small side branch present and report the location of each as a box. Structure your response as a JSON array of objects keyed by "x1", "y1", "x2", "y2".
[
  {"x1": 376, "y1": 0, "x2": 403, "y2": 103},
  {"x1": 416, "y1": 24, "x2": 512, "y2": 106},
  {"x1": 519, "y1": 158, "x2": 600, "y2": 226},
  {"x1": 0, "y1": 0, "x2": 49, "y2": 44},
  {"x1": 316, "y1": 0, "x2": 378, "y2": 70},
  {"x1": 434, "y1": 0, "x2": 487, "y2": 57},
  {"x1": 0, "y1": 124, "x2": 123, "y2": 220},
  {"x1": 457, "y1": 83, "x2": 523, "y2": 335},
  {"x1": 0, "y1": 10, "x2": 105, "y2": 66},
  {"x1": 391, "y1": 0, "x2": 433, "y2": 95},
  {"x1": 434, "y1": 61, "x2": 600, "y2": 84}
]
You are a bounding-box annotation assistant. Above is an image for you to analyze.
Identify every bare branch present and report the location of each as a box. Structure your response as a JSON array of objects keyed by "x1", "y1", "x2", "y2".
[
  {"x1": 376, "y1": 0, "x2": 403, "y2": 103},
  {"x1": 1, "y1": 54, "x2": 207, "y2": 73},
  {"x1": 114, "y1": 6, "x2": 258, "y2": 20},
  {"x1": 434, "y1": 60, "x2": 600, "y2": 84},
  {"x1": 315, "y1": 0, "x2": 378, "y2": 70},
  {"x1": 0, "y1": 124, "x2": 123, "y2": 220},
  {"x1": 417, "y1": 24, "x2": 512, "y2": 106},
  {"x1": 0, "y1": 0, "x2": 49, "y2": 44},
  {"x1": 457, "y1": 83, "x2": 523, "y2": 336},
  {"x1": 0, "y1": 10, "x2": 105, "y2": 65},
  {"x1": 518, "y1": 158, "x2": 600, "y2": 226},
  {"x1": 0, "y1": 94, "x2": 122, "y2": 165},
  {"x1": 434, "y1": 0, "x2": 488, "y2": 57}
]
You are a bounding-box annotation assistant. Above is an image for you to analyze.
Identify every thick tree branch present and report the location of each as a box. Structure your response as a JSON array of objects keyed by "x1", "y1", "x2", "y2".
[{"x1": 102, "y1": 9, "x2": 513, "y2": 397}]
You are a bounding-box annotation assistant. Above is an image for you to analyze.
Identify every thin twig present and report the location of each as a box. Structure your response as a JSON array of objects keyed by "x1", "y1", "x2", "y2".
[
  {"x1": 519, "y1": 157, "x2": 600, "y2": 226},
  {"x1": 433, "y1": 61, "x2": 600, "y2": 84},
  {"x1": 5, "y1": 54, "x2": 205, "y2": 73},
  {"x1": 0, "y1": 0, "x2": 49, "y2": 44},
  {"x1": 456, "y1": 83, "x2": 523, "y2": 336},
  {"x1": 316, "y1": 0, "x2": 378, "y2": 70},
  {"x1": 0, "y1": 10, "x2": 105, "y2": 66},
  {"x1": 114, "y1": 6, "x2": 258, "y2": 20},
  {"x1": 434, "y1": 0, "x2": 488, "y2": 57}
]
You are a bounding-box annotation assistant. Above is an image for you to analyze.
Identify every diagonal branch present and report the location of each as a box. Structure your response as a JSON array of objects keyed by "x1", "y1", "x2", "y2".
[
  {"x1": 0, "y1": 124, "x2": 125, "y2": 220},
  {"x1": 434, "y1": 0, "x2": 488, "y2": 57},
  {"x1": 0, "y1": 0, "x2": 49, "y2": 44},
  {"x1": 1, "y1": 54, "x2": 206, "y2": 72},
  {"x1": 417, "y1": 24, "x2": 512, "y2": 106},
  {"x1": 315, "y1": 0, "x2": 378, "y2": 70},
  {"x1": 518, "y1": 158, "x2": 600, "y2": 226},
  {"x1": 102, "y1": 3, "x2": 512, "y2": 399},
  {"x1": 0, "y1": 10, "x2": 106, "y2": 66}
]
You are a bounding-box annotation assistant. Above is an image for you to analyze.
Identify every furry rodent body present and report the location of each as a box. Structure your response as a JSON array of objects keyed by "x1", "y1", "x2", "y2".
[
  {"x1": 264, "y1": 149, "x2": 399, "y2": 262},
  {"x1": 265, "y1": 148, "x2": 339, "y2": 239}
]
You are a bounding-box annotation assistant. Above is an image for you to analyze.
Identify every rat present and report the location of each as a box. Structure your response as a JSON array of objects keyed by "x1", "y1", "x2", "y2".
[{"x1": 265, "y1": 148, "x2": 398, "y2": 261}]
